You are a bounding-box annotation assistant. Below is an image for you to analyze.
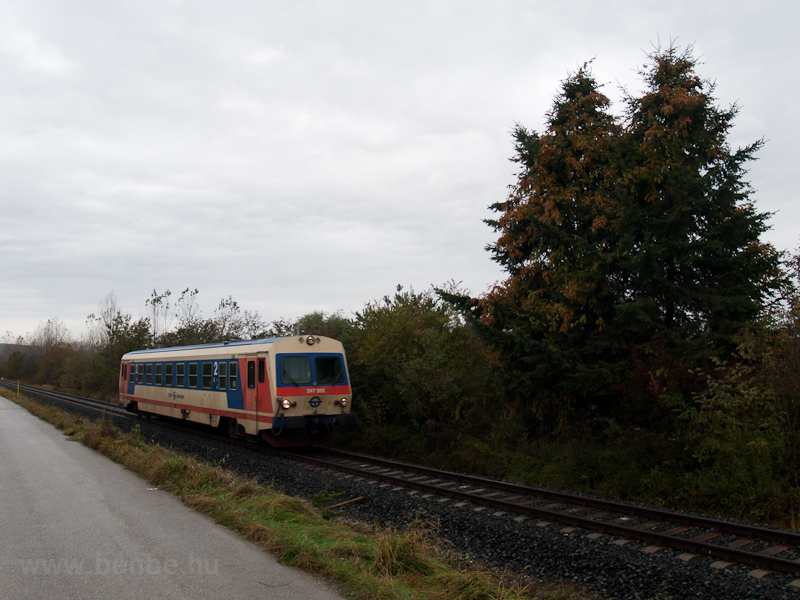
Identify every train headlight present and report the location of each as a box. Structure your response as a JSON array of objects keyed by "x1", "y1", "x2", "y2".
[
  {"x1": 280, "y1": 398, "x2": 291, "y2": 410},
  {"x1": 338, "y1": 398, "x2": 348, "y2": 407},
  {"x1": 306, "y1": 335, "x2": 315, "y2": 345}
]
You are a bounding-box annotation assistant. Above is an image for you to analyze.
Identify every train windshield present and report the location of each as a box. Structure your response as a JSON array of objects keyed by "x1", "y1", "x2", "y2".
[
  {"x1": 280, "y1": 356, "x2": 312, "y2": 385},
  {"x1": 278, "y1": 354, "x2": 346, "y2": 386},
  {"x1": 315, "y1": 356, "x2": 345, "y2": 385}
]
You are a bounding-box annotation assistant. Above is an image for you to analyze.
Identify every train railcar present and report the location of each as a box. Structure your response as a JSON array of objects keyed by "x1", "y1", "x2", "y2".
[{"x1": 119, "y1": 335, "x2": 356, "y2": 447}]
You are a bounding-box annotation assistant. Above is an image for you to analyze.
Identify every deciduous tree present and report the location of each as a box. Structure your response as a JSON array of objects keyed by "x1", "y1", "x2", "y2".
[{"x1": 355, "y1": 285, "x2": 490, "y2": 426}]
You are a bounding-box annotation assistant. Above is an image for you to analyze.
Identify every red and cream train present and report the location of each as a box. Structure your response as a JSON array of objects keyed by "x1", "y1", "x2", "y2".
[{"x1": 119, "y1": 335, "x2": 356, "y2": 446}]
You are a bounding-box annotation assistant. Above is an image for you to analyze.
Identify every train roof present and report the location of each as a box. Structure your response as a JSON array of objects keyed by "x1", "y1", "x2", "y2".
[{"x1": 122, "y1": 336, "x2": 293, "y2": 358}]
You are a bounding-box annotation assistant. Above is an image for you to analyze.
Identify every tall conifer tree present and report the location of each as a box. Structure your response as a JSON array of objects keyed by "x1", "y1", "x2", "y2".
[
  {"x1": 444, "y1": 47, "x2": 784, "y2": 429},
  {"x1": 619, "y1": 47, "x2": 781, "y2": 353},
  {"x1": 448, "y1": 65, "x2": 624, "y2": 422}
]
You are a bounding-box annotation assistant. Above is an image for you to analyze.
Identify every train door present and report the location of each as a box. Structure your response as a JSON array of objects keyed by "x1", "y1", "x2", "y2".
[
  {"x1": 244, "y1": 357, "x2": 270, "y2": 429},
  {"x1": 119, "y1": 362, "x2": 129, "y2": 395}
]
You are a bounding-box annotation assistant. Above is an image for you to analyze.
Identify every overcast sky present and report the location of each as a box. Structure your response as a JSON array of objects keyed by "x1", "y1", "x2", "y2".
[{"x1": 1, "y1": 0, "x2": 797, "y2": 340}]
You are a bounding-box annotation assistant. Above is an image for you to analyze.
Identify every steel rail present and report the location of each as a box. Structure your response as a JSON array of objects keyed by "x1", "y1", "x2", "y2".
[
  {"x1": 295, "y1": 449, "x2": 800, "y2": 577},
  {"x1": 318, "y1": 448, "x2": 800, "y2": 547},
  {"x1": 0, "y1": 379, "x2": 130, "y2": 417}
]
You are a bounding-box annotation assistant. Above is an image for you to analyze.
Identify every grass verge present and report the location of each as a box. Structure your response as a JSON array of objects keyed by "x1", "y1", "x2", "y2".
[{"x1": 8, "y1": 393, "x2": 588, "y2": 600}]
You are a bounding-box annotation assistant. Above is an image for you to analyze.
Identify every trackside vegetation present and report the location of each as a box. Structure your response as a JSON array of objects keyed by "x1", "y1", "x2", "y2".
[
  {"x1": 2, "y1": 45, "x2": 800, "y2": 530},
  {"x1": 8, "y1": 392, "x2": 583, "y2": 600}
]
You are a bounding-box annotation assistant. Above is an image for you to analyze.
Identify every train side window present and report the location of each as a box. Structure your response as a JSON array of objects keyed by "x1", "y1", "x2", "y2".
[
  {"x1": 137, "y1": 364, "x2": 144, "y2": 384},
  {"x1": 219, "y1": 362, "x2": 227, "y2": 390},
  {"x1": 146, "y1": 364, "x2": 153, "y2": 385},
  {"x1": 176, "y1": 363, "x2": 185, "y2": 387},
  {"x1": 258, "y1": 359, "x2": 265, "y2": 384},
  {"x1": 202, "y1": 362, "x2": 213, "y2": 389},
  {"x1": 189, "y1": 363, "x2": 198, "y2": 388},
  {"x1": 122, "y1": 364, "x2": 128, "y2": 380},
  {"x1": 165, "y1": 363, "x2": 173, "y2": 386},
  {"x1": 229, "y1": 362, "x2": 238, "y2": 391},
  {"x1": 155, "y1": 363, "x2": 163, "y2": 385}
]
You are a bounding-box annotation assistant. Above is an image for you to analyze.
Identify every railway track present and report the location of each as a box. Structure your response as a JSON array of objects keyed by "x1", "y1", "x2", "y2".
[
  {"x1": 4, "y1": 379, "x2": 799, "y2": 589},
  {"x1": 300, "y1": 448, "x2": 800, "y2": 583},
  {"x1": 0, "y1": 380, "x2": 130, "y2": 419}
]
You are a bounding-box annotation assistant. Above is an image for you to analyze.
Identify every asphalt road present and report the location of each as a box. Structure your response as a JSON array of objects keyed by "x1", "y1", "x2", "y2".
[{"x1": 0, "y1": 394, "x2": 346, "y2": 600}]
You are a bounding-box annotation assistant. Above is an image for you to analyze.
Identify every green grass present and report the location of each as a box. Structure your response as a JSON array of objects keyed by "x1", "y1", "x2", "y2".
[{"x1": 8, "y1": 393, "x2": 591, "y2": 600}]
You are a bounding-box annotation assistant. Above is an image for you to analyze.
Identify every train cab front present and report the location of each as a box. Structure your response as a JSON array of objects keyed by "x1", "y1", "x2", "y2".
[{"x1": 260, "y1": 336, "x2": 357, "y2": 447}]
